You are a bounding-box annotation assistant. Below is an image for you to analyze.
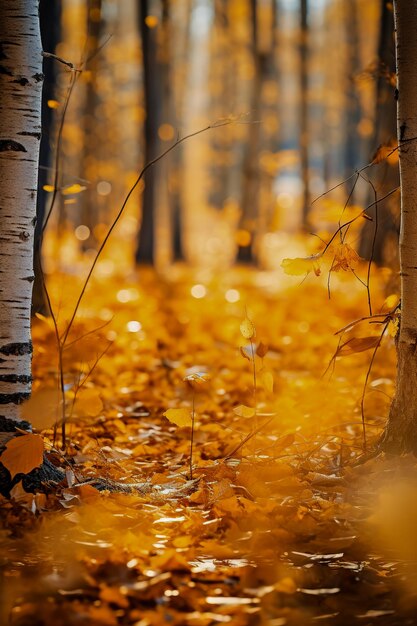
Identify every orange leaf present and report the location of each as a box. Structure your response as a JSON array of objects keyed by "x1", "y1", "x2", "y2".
[{"x1": 0, "y1": 434, "x2": 44, "y2": 479}]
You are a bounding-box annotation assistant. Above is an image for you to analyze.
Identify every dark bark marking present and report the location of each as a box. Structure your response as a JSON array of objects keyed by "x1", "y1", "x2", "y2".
[
  {"x1": 0, "y1": 342, "x2": 32, "y2": 356},
  {"x1": 19, "y1": 231, "x2": 30, "y2": 241},
  {"x1": 0, "y1": 139, "x2": 26, "y2": 153},
  {"x1": 13, "y1": 76, "x2": 29, "y2": 86},
  {"x1": 18, "y1": 131, "x2": 41, "y2": 140},
  {"x1": 0, "y1": 392, "x2": 31, "y2": 405},
  {"x1": 0, "y1": 415, "x2": 31, "y2": 432},
  {"x1": 0, "y1": 374, "x2": 32, "y2": 384},
  {"x1": 0, "y1": 65, "x2": 13, "y2": 76},
  {"x1": 32, "y1": 72, "x2": 44, "y2": 82},
  {"x1": 21, "y1": 275, "x2": 35, "y2": 282}
]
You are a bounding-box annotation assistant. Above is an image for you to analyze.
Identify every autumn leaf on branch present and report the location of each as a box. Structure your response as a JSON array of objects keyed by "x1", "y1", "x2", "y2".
[
  {"x1": 240, "y1": 317, "x2": 256, "y2": 339},
  {"x1": 335, "y1": 335, "x2": 381, "y2": 357},
  {"x1": 330, "y1": 243, "x2": 360, "y2": 272},
  {"x1": 281, "y1": 254, "x2": 322, "y2": 276}
]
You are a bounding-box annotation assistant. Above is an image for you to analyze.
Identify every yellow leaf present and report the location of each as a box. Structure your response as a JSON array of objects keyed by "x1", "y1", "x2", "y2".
[
  {"x1": 0, "y1": 434, "x2": 44, "y2": 479},
  {"x1": 281, "y1": 254, "x2": 322, "y2": 276},
  {"x1": 233, "y1": 405, "x2": 255, "y2": 418},
  {"x1": 261, "y1": 370, "x2": 274, "y2": 394},
  {"x1": 388, "y1": 316, "x2": 400, "y2": 338},
  {"x1": 240, "y1": 318, "x2": 256, "y2": 339},
  {"x1": 145, "y1": 15, "x2": 158, "y2": 28},
  {"x1": 47, "y1": 99, "x2": 60, "y2": 109},
  {"x1": 163, "y1": 408, "x2": 192, "y2": 427},
  {"x1": 43, "y1": 184, "x2": 55, "y2": 192},
  {"x1": 384, "y1": 294, "x2": 399, "y2": 309},
  {"x1": 62, "y1": 183, "x2": 87, "y2": 195},
  {"x1": 20, "y1": 387, "x2": 62, "y2": 431}
]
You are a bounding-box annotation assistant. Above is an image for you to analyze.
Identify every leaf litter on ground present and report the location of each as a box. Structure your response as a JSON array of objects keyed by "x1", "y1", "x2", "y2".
[{"x1": 1, "y1": 254, "x2": 417, "y2": 626}]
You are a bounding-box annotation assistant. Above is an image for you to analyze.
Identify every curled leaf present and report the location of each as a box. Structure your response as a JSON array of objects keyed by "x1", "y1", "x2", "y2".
[
  {"x1": 281, "y1": 254, "x2": 322, "y2": 277},
  {"x1": 331, "y1": 243, "x2": 360, "y2": 272},
  {"x1": 163, "y1": 408, "x2": 192, "y2": 427},
  {"x1": 240, "y1": 346, "x2": 252, "y2": 361}
]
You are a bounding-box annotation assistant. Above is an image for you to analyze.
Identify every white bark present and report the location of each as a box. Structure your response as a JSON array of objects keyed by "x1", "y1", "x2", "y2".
[
  {"x1": 385, "y1": 0, "x2": 417, "y2": 452},
  {"x1": 0, "y1": 2, "x2": 42, "y2": 425}
]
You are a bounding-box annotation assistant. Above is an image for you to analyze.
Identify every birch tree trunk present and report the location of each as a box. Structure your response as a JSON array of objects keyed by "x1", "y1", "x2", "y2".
[
  {"x1": 383, "y1": 0, "x2": 417, "y2": 453},
  {"x1": 0, "y1": 2, "x2": 42, "y2": 431}
]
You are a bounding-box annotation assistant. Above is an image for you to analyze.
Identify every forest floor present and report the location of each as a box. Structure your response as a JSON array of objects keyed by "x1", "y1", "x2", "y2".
[{"x1": 2, "y1": 254, "x2": 417, "y2": 626}]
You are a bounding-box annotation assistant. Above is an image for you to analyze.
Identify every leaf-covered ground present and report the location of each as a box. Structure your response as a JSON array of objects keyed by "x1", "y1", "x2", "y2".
[{"x1": 2, "y1": 255, "x2": 417, "y2": 626}]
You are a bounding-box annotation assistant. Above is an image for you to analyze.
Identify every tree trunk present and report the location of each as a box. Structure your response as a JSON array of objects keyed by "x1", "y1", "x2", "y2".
[
  {"x1": 32, "y1": 0, "x2": 61, "y2": 316},
  {"x1": 135, "y1": 0, "x2": 163, "y2": 266},
  {"x1": 383, "y1": 0, "x2": 417, "y2": 453},
  {"x1": 299, "y1": 0, "x2": 310, "y2": 227},
  {"x1": 0, "y1": 2, "x2": 42, "y2": 429},
  {"x1": 81, "y1": 0, "x2": 102, "y2": 250},
  {"x1": 359, "y1": 0, "x2": 399, "y2": 264}
]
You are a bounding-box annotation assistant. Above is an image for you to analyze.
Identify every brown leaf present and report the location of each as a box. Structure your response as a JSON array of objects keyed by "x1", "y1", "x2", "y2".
[
  {"x1": 256, "y1": 341, "x2": 269, "y2": 358},
  {"x1": 336, "y1": 336, "x2": 380, "y2": 357}
]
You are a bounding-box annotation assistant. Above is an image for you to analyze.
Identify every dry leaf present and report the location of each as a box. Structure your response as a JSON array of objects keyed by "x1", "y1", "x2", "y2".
[
  {"x1": 331, "y1": 243, "x2": 360, "y2": 272},
  {"x1": 0, "y1": 434, "x2": 44, "y2": 479},
  {"x1": 163, "y1": 407, "x2": 192, "y2": 427},
  {"x1": 256, "y1": 341, "x2": 269, "y2": 358},
  {"x1": 336, "y1": 336, "x2": 380, "y2": 357}
]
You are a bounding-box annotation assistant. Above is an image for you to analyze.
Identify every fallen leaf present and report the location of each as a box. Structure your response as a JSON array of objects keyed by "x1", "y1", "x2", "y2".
[
  {"x1": 0, "y1": 434, "x2": 44, "y2": 479},
  {"x1": 163, "y1": 407, "x2": 192, "y2": 427}
]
